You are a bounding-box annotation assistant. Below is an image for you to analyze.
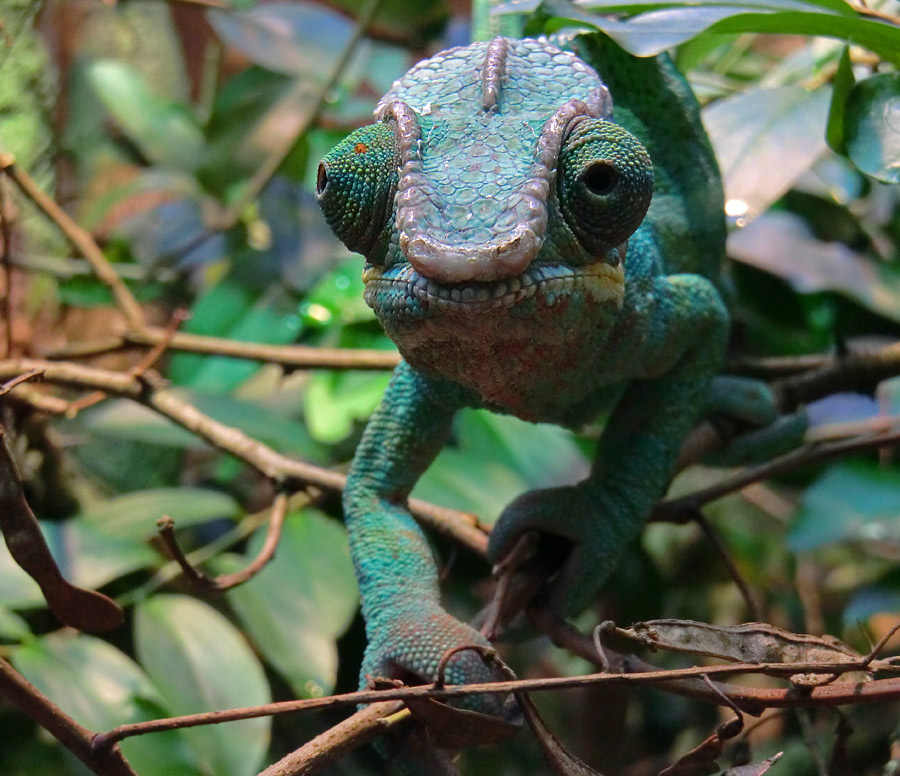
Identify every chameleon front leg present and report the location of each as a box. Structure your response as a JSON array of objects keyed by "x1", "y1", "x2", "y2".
[
  {"x1": 344, "y1": 360, "x2": 506, "y2": 707},
  {"x1": 488, "y1": 274, "x2": 729, "y2": 617}
]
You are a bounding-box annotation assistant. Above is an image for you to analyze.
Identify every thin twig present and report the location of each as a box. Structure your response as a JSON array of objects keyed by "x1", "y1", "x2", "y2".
[
  {"x1": 0, "y1": 153, "x2": 145, "y2": 330},
  {"x1": 692, "y1": 508, "x2": 762, "y2": 621},
  {"x1": 0, "y1": 367, "x2": 43, "y2": 397},
  {"x1": 159, "y1": 492, "x2": 289, "y2": 590},
  {"x1": 655, "y1": 426, "x2": 900, "y2": 524},
  {"x1": 862, "y1": 620, "x2": 900, "y2": 668}
]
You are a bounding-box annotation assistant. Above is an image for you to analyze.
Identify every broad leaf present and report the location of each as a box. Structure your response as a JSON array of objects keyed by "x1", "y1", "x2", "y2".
[
  {"x1": 844, "y1": 73, "x2": 900, "y2": 183},
  {"x1": 789, "y1": 462, "x2": 900, "y2": 551},
  {"x1": 728, "y1": 211, "x2": 900, "y2": 323},
  {"x1": 207, "y1": 3, "x2": 356, "y2": 79},
  {"x1": 13, "y1": 633, "x2": 204, "y2": 776},
  {"x1": 86, "y1": 60, "x2": 205, "y2": 172},
  {"x1": 223, "y1": 509, "x2": 358, "y2": 697},
  {"x1": 135, "y1": 595, "x2": 271, "y2": 776},
  {"x1": 79, "y1": 487, "x2": 240, "y2": 541},
  {"x1": 704, "y1": 86, "x2": 831, "y2": 220},
  {"x1": 415, "y1": 410, "x2": 589, "y2": 519}
]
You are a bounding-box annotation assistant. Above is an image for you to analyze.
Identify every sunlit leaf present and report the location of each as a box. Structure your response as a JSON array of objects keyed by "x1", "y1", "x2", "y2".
[
  {"x1": 135, "y1": 595, "x2": 271, "y2": 776},
  {"x1": 704, "y1": 86, "x2": 831, "y2": 219},
  {"x1": 844, "y1": 73, "x2": 900, "y2": 183},
  {"x1": 207, "y1": 3, "x2": 356, "y2": 78},
  {"x1": 728, "y1": 211, "x2": 900, "y2": 323},
  {"x1": 789, "y1": 462, "x2": 900, "y2": 551},
  {"x1": 303, "y1": 371, "x2": 391, "y2": 443},
  {"x1": 0, "y1": 604, "x2": 31, "y2": 641},
  {"x1": 223, "y1": 509, "x2": 358, "y2": 697},
  {"x1": 86, "y1": 60, "x2": 205, "y2": 172},
  {"x1": 13, "y1": 633, "x2": 205, "y2": 776}
]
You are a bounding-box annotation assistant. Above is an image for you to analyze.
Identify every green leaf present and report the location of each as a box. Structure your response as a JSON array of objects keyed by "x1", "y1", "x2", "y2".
[
  {"x1": 207, "y1": 3, "x2": 356, "y2": 79},
  {"x1": 0, "y1": 535, "x2": 43, "y2": 608},
  {"x1": 12, "y1": 633, "x2": 205, "y2": 776},
  {"x1": 303, "y1": 370, "x2": 391, "y2": 443},
  {"x1": 86, "y1": 60, "x2": 205, "y2": 172},
  {"x1": 135, "y1": 595, "x2": 271, "y2": 776},
  {"x1": 826, "y1": 46, "x2": 855, "y2": 154},
  {"x1": 788, "y1": 462, "x2": 900, "y2": 551},
  {"x1": 414, "y1": 410, "x2": 589, "y2": 519},
  {"x1": 70, "y1": 399, "x2": 207, "y2": 449},
  {"x1": 0, "y1": 604, "x2": 31, "y2": 641},
  {"x1": 80, "y1": 487, "x2": 240, "y2": 541},
  {"x1": 42, "y1": 520, "x2": 158, "y2": 593},
  {"x1": 704, "y1": 85, "x2": 831, "y2": 219},
  {"x1": 532, "y1": 1, "x2": 900, "y2": 62},
  {"x1": 223, "y1": 509, "x2": 358, "y2": 697},
  {"x1": 729, "y1": 211, "x2": 900, "y2": 324},
  {"x1": 844, "y1": 73, "x2": 900, "y2": 183}
]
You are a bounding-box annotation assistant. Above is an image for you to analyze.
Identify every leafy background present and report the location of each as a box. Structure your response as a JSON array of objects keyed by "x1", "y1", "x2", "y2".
[{"x1": 1, "y1": 0, "x2": 900, "y2": 774}]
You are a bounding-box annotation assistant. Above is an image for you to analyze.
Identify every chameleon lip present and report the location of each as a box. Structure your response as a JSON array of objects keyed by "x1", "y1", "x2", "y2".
[{"x1": 362, "y1": 247, "x2": 626, "y2": 314}]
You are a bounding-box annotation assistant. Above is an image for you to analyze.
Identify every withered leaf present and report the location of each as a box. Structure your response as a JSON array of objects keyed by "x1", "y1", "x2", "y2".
[
  {"x1": 721, "y1": 752, "x2": 783, "y2": 775},
  {"x1": 0, "y1": 431, "x2": 123, "y2": 631},
  {"x1": 614, "y1": 620, "x2": 859, "y2": 664}
]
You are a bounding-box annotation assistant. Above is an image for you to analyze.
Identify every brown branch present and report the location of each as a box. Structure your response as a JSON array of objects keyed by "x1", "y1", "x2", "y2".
[
  {"x1": 655, "y1": 425, "x2": 900, "y2": 524},
  {"x1": 256, "y1": 703, "x2": 407, "y2": 776},
  {"x1": 44, "y1": 328, "x2": 401, "y2": 370},
  {"x1": 0, "y1": 367, "x2": 43, "y2": 397},
  {"x1": 159, "y1": 492, "x2": 289, "y2": 590},
  {"x1": 774, "y1": 341, "x2": 900, "y2": 409},
  {"x1": 91, "y1": 654, "x2": 900, "y2": 753},
  {"x1": 0, "y1": 358, "x2": 488, "y2": 555},
  {"x1": 1, "y1": 171, "x2": 12, "y2": 358},
  {"x1": 0, "y1": 656, "x2": 137, "y2": 776},
  {"x1": 0, "y1": 153, "x2": 144, "y2": 330}
]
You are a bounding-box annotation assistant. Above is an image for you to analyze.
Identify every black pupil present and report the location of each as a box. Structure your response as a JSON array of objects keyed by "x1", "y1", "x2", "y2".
[
  {"x1": 316, "y1": 163, "x2": 328, "y2": 196},
  {"x1": 582, "y1": 162, "x2": 619, "y2": 196}
]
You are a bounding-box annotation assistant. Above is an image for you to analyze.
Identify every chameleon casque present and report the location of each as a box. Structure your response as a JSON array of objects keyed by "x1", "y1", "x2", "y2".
[{"x1": 317, "y1": 32, "x2": 785, "y2": 741}]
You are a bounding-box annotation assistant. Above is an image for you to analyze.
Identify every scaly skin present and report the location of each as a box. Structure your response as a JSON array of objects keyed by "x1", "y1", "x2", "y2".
[{"x1": 317, "y1": 35, "x2": 790, "y2": 723}]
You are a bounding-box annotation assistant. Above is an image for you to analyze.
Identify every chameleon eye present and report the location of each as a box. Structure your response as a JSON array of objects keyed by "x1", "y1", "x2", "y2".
[
  {"x1": 316, "y1": 123, "x2": 398, "y2": 261},
  {"x1": 557, "y1": 118, "x2": 653, "y2": 258}
]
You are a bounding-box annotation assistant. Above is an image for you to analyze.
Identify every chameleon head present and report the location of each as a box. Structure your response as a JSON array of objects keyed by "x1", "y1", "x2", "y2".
[{"x1": 317, "y1": 38, "x2": 653, "y2": 413}]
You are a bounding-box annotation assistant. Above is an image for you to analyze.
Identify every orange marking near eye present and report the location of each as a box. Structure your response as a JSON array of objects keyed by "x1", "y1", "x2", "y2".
[{"x1": 354, "y1": 143, "x2": 369, "y2": 154}]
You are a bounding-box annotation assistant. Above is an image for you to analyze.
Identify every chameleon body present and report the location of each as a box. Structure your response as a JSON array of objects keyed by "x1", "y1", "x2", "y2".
[{"x1": 317, "y1": 35, "x2": 769, "y2": 705}]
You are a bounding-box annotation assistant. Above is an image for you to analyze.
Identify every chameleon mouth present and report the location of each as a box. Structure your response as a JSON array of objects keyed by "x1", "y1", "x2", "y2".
[{"x1": 362, "y1": 247, "x2": 626, "y2": 315}]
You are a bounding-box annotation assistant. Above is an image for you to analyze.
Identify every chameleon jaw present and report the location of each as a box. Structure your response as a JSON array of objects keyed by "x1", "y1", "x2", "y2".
[{"x1": 362, "y1": 246, "x2": 626, "y2": 316}]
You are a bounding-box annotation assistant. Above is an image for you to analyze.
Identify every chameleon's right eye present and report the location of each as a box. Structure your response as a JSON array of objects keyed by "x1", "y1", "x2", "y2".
[
  {"x1": 557, "y1": 118, "x2": 653, "y2": 259},
  {"x1": 316, "y1": 123, "x2": 399, "y2": 261}
]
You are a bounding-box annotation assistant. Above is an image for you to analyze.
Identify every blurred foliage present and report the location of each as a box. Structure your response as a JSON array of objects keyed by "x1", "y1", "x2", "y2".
[{"x1": 1, "y1": 0, "x2": 900, "y2": 775}]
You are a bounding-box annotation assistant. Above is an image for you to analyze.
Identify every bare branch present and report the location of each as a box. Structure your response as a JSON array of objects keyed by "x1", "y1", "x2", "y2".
[
  {"x1": 0, "y1": 657, "x2": 137, "y2": 776},
  {"x1": 158, "y1": 492, "x2": 289, "y2": 590},
  {"x1": 0, "y1": 153, "x2": 144, "y2": 330}
]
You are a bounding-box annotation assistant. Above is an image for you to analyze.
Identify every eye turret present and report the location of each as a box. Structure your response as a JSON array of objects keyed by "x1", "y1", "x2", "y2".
[
  {"x1": 316, "y1": 123, "x2": 398, "y2": 260},
  {"x1": 557, "y1": 118, "x2": 653, "y2": 258}
]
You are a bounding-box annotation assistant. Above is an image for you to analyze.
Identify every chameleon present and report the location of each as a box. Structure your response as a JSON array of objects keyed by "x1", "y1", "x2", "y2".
[{"x1": 316, "y1": 32, "x2": 791, "y2": 729}]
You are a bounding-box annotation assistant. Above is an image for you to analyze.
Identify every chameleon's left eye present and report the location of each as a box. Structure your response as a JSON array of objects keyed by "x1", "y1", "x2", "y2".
[
  {"x1": 316, "y1": 123, "x2": 399, "y2": 262},
  {"x1": 557, "y1": 118, "x2": 653, "y2": 258}
]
